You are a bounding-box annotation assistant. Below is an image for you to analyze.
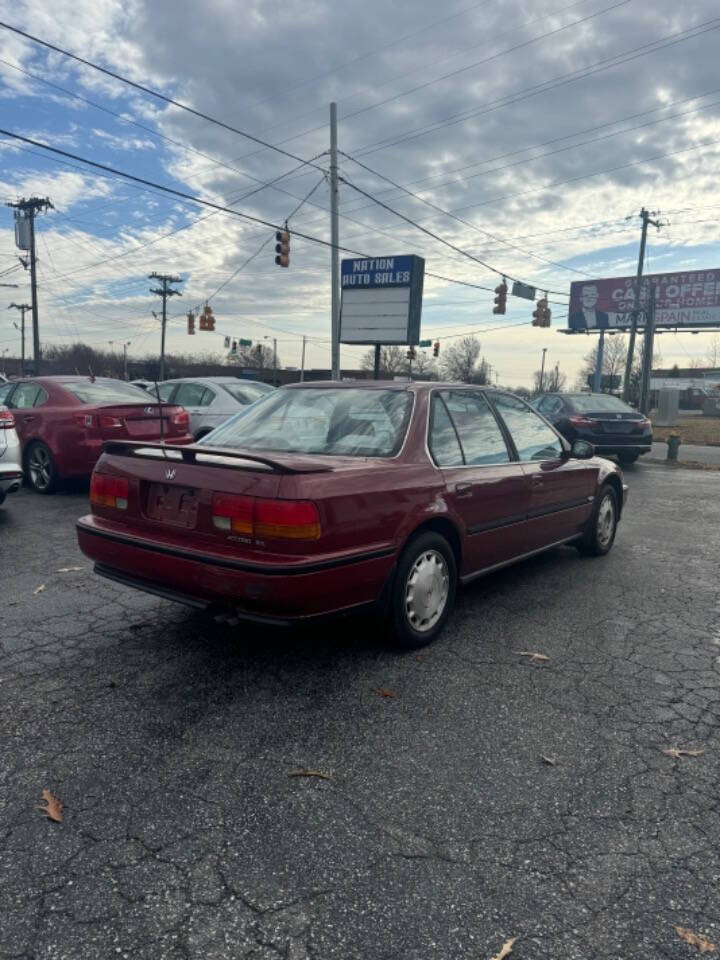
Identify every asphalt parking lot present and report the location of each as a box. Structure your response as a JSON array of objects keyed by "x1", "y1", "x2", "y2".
[{"x1": 1, "y1": 464, "x2": 719, "y2": 960}]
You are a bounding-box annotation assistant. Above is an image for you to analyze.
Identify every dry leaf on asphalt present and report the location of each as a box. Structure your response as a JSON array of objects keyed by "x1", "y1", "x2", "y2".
[
  {"x1": 517, "y1": 651, "x2": 550, "y2": 662},
  {"x1": 37, "y1": 789, "x2": 63, "y2": 823},
  {"x1": 675, "y1": 926, "x2": 717, "y2": 953},
  {"x1": 541, "y1": 755, "x2": 557, "y2": 766},
  {"x1": 373, "y1": 688, "x2": 396, "y2": 698},
  {"x1": 491, "y1": 937, "x2": 517, "y2": 960},
  {"x1": 57, "y1": 567, "x2": 83, "y2": 573},
  {"x1": 288, "y1": 769, "x2": 332, "y2": 781},
  {"x1": 33, "y1": 584, "x2": 45, "y2": 595},
  {"x1": 663, "y1": 747, "x2": 705, "y2": 759}
]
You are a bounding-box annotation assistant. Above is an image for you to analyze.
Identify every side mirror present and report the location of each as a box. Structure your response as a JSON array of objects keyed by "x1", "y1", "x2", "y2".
[{"x1": 571, "y1": 439, "x2": 594, "y2": 460}]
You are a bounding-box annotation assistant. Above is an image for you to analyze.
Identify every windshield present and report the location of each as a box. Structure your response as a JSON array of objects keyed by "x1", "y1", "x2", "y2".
[
  {"x1": 62, "y1": 380, "x2": 154, "y2": 405},
  {"x1": 220, "y1": 382, "x2": 273, "y2": 404},
  {"x1": 199, "y1": 387, "x2": 413, "y2": 457},
  {"x1": 569, "y1": 394, "x2": 633, "y2": 414}
]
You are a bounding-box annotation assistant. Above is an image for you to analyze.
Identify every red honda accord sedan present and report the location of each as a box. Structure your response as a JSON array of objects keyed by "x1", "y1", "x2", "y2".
[
  {"x1": 0, "y1": 376, "x2": 192, "y2": 493},
  {"x1": 77, "y1": 382, "x2": 627, "y2": 648}
]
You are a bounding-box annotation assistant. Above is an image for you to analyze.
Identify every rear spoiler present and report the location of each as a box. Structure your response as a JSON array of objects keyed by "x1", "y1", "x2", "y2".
[{"x1": 101, "y1": 440, "x2": 332, "y2": 474}]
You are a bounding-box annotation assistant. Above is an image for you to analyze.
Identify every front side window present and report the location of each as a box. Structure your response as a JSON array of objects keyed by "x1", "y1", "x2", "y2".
[
  {"x1": 62, "y1": 380, "x2": 150, "y2": 405},
  {"x1": 493, "y1": 393, "x2": 564, "y2": 462},
  {"x1": 12, "y1": 382, "x2": 42, "y2": 409},
  {"x1": 441, "y1": 390, "x2": 510, "y2": 465},
  {"x1": 200, "y1": 388, "x2": 413, "y2": 458},
  {"x1": 0, "y1": 382, "x2": 14, "y2": 405}
]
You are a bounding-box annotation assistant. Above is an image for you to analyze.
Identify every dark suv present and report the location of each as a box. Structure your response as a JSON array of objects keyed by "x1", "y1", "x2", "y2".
[{"x1": 532, "y1": 392, "x2": 652, "y2": 465}]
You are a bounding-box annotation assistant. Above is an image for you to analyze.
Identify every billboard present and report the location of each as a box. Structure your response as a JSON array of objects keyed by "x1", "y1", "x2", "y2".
[
  {"x1": 339, "y1": 255, "x2": 424, "y2": 345},
  {"x1": 568, "y1": 270, "x2": 720, "y2": 331}
]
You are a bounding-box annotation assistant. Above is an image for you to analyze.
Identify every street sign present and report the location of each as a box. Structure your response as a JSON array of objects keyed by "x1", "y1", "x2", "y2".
[
  {"x1": 568, "y1": 270, "x2": 720, "y2": 330},
  {"x1": 419, "y1": 339, "x2": 432, "y2": 347},
  {"x1": 512, "y1": 280, "x2": 536, "y2": 300},
  {"x1": 340, "y1": 255, "x2": 425, "y2": 345},
  {"x1": 238, "y1": 338, "x2": 252, "y2": 347}
]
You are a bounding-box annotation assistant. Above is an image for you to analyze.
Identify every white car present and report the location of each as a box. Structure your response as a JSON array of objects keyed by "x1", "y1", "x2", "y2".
[{"x1": 0, "y1": 406, "x2": 23, "y2": 505}]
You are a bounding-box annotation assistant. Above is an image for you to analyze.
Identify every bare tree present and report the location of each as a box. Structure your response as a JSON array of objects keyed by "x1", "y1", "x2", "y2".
[
  {"x1": 360, "y1": 345, "x2": 407, "y2": 376},
  {"x1": 440, "y1": 336, "x2": 489, "y2": 383},
  {"x1": 533, "y1": 365, "x2": 567, "y2": 394},
  {"x1": 411, "y1": 351, "x2": 438, "y2": 379},
  {"x1": 233, "y1": 343, "x2": 279, "y2": 370},
  {"x1": 705, "y1": 333, "x2": 720, "y2": 368},
  {"x1": 575, "y1": 335, "x2": 631, "y2": 390}
]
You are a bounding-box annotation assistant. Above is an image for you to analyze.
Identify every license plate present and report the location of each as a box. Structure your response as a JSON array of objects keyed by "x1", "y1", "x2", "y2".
[
  {"x1": 603, "y1": 421, "x2": 632, "y2": 433},
  {"x1": 146, "y1": 483, "x2": 199, "y2": 527}
]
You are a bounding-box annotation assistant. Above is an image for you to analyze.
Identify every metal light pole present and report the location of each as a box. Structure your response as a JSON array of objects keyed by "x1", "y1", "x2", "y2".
[
  {"x1": 539, "y1": 347, "x2": 547, "y2": 393},
  {"x1": 8, "y1": 303, "x2": 30, "y2": 375},
  {"x1": 330, "y1": 102, "x2": 340, "y2": 380}
]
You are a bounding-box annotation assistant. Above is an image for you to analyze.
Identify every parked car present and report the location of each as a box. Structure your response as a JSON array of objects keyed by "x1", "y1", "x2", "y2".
[
  {"x1": 153, "y1": 377, "x2": 274, "y2": 440},
  {"x1": 531, "y1": 392, "x2": 652, "y2": 464},
  {"x1": 0, "y1": 376, "x2": 193, "y2": 493},
  {"x1": 77, "y1": 382, "x2": 627, "y2": 649},
  {"x1": 0, "y1": 406, "x2": 23, "y2": 505}
]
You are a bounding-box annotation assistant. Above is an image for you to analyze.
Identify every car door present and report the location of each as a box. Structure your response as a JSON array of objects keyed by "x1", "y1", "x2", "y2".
[
  {"x1": 6, "y1": 381, "x2": 45, "y2": 448},
  {"x1": 490, "y1": 392, "x2": 596, "y2": 548},
  {"x1": 172, "y1": 382, "x2": 208, "y2": 438},
  {"x1": 428, "y1": 389, "x2": 531, "y2": 577}
]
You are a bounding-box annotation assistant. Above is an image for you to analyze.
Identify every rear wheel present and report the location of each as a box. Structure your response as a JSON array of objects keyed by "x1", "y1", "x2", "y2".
[
  {"x1": 617, "y1": 451, "x2": 639, "y2": 465},
  {"x1": 390, "y1": 532, "x2": 457, "y2": 650},
  {"x1": 26, "y1": 441, "x2": 59, "y2": 494},
  {"x1": 579, "y1": 484, "x2": 618, "y2": 556},
  {"x1": 194, "y1": 429, "x2": 212, "y2": 442}
]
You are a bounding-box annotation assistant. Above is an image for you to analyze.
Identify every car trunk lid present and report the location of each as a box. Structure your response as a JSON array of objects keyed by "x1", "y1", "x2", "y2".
[{"x1": 88, "y1": 403, "x2": 189, "y2": 441}]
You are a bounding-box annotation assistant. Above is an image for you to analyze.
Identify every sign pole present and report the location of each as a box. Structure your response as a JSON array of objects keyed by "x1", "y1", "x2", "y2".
[
  {"x1": 593, "y1": 329, "x2": 605, "y2": 392},
  {"x1": 373, "y1": 344, "x2": 381, "y2": 380},
  {"x1": 330, "y1": 103, "x2": 340, "y2": 380},
  {"x1": 639, "y1": 284, "x2": 656, "y2": 415},
  {"x1": 622, "y1": 208, "x2": 661, "y2": 402}
]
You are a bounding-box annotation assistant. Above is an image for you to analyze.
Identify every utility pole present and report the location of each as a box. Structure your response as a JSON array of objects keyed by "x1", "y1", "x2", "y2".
[
  {"x1": 593, "y1": 329, "x2": 605, "y2": 393},
  {"x1": 7, "y1": 197, "x2": 54, "y2": 374},
  {"x1": 622, "y1": 207, "x2": 662, "y2": 402},
  {"x1": 300, "y1": 335, "x2": 306, "y2": 382},
  {"x1": 330, "y1": 102, "x2": 340, "y2": 381},
  {"x1": 539, "y1": 347, "x2": 547, "y2": 393},
  {"x1": 8, "y1": 303, "x2": 30, "y2": 375},
  {"x1": 149, "y1": 273, "x2": 182, "y2": 381},
  {"x1": 110, "y1": 340, "x2": 131, "y2": 380},
  {"x1": 639, "y1": 284, "x2": 656, "y2": 415}
]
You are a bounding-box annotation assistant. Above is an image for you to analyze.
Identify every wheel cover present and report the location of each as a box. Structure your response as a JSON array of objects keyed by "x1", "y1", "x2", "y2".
[
  {"x1": 596, "y1": 493, "x2": 615, "y2": 547},
  {"x1": 405, "y1": 549, "x2": 449, "y2": 633},
  {"x1": 29, "y1": 446, "x2": 52, "y2": 490}
]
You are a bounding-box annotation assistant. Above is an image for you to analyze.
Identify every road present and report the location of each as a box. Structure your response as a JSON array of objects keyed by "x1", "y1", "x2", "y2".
[
  {"x1": 1, "y1": 466, "x2": 719, "y2": 960},
  {"x1": 651, "y1": 440, "x2": 720, "y2": 464}
]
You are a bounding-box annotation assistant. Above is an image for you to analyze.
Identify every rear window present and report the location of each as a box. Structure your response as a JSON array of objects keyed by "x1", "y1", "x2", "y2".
[
  {"x1": 569, "y1": 394, "x2": 632, "y2": 413},
  {"x1": 200, "y1": 387, "x2": 413, "y2": 457},
  {"x1": 220, "y1": 382, "x2": 273, "y2": 404},
  {"x1": 62, "y1": 380, "x2": 152, "y2": 404}
]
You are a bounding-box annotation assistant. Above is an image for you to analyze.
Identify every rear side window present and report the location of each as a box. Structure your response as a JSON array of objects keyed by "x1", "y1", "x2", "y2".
[
  {"x1": 156, "y1": 382, "x2": 176, "y2": 402},
  {"x1": 11, "y1": 382, "x2": 42, "y2": 409},
  {"x1": 62, "y1": 380, "x2": 151, "y2": 404},
  {"x1": 537, "y1": 396, "x2": 563, "y2": 416},
  {"x1": 0, "y1": 382, "x2": 14, "y2": 405},
  {"x1": 429, "y1": 396, "x2": 464, "y2": 467},
  {"x1": 440, "y1": 391, "x2": 510, "y2": 465},
  {"x1": 175, "y1": 382, "x2": 214, "y2": 407},
  {"x1": 493, "y1": 393, "x2": 564, "y2": 462},
  {"x1": 221, "y1": 382, "x2": 273, "y2": 404}
]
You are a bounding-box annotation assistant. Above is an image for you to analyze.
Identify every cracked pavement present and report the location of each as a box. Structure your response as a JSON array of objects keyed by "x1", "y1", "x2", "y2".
[{"x1": 1, "y1": 464, "x2": 719, "y2": 959}]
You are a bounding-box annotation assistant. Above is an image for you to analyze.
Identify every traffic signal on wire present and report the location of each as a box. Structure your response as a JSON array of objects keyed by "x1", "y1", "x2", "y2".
[
  {"x1": 275, "y1": 228, "x2": 290, "y2": 267},
  {"x1": 198, "y1": 303, "x2": 215, "y2": 331},
  {"x1": 532, "y1": 297, "x2": 551, "y2": 327},
  {"x1": 433, "y1": 340, "x2": 440, "y2": 358},
  {"x1": 493, "y1": 280, "x2": 507, "y2": 315}
]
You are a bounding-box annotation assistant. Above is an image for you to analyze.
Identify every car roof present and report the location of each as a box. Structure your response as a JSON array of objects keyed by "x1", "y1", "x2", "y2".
[
  {"x1": 161, "y1": 376, "x2": 270, "y2": 386},
  {"x1": 282, "y1": 380, "x2": 503, "y2": 392}
]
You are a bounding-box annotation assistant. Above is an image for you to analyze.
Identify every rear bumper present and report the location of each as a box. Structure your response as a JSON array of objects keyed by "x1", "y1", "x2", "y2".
[
  {"x1": 76, "y1": 516, "x2": 396, "y2": 621},
  {"x1": 592, "y1": 443, "x2": 651, "y2": 455},
  {"x1": 0, "y1": 468, "x2": 22, "y2": 499}
]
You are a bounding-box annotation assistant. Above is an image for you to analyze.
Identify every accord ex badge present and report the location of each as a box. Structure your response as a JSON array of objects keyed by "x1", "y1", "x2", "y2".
[{"x1": 165, "y1": 468, "x2": 176, "y2": 480}]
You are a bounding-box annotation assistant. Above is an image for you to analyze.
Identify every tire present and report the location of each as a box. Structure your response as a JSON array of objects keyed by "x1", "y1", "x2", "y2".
[
  {"x1": 578, "y1": 484, "x2": 618, "y2": 557},
  {"x1": 389, "y1": 532, "x2": 457, "y2": 650},
  {"x1": 25, "y1": 441, "x2": 59, "y2": 494},
  {"x1": 617, "y1": 451, "x2": 639, "y2": 465}
]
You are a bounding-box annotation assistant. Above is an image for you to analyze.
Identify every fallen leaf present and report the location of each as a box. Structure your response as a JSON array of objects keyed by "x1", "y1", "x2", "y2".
[
  {"x1": 663, "y1": 747, "x2": 705, "y2": 759},
  {"x1": 541, "y1": 755, "x2": 557, "y2": 766},
  {"x1": 37, "y1": 789, "x2": 63, "y2": 823},
  {"x1": 57, "y1": 566, "x2": 83, "y2": 573},
  {"x1": 517, "y1": 651, "x2": 550, "y2": 663},
  {"x1": 675, "y1": 926, "x2": 717, "y2": 953},
  {"x1": 373, "y1": 688, "x2": 396, "y2": 698},
  {"x1": 33, "y1": 584, "x2": 45, "y2": 595},
  {"x1": 288, "y1": 769, "x2": 332, "y2": 781},
  {"x1": 491, "y1": 937, "x2": 517, "y2": 960},
  {"x1": 415, "y1": 654, "x2": 425, "y2": 661}
]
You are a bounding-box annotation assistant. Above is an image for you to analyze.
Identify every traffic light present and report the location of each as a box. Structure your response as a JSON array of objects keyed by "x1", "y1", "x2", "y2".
[
  {"x1": 275, "y1": 228, "x2": 290, "y2": 267},
  {"x1": 199, "y1": 303, "x2": 215, "y2": 331},
  {"x1": 532, "y1": 297, "x2": 551, "y2": 327},
  {"x1": 493, "y1": 280, "x2": 507, "y2": 315},
  {"x1": 187, "y1": 310, "x2": 195, "y2": 335},
  {"x1": 230, "y1": 340, "x2": 237, "y2": 357},
  {"x1": 406, "y1": 346, "x2": 417, "y2": 360},
  {"x1": 433, "y1": 340, "x2": 440, "y2": 358}
]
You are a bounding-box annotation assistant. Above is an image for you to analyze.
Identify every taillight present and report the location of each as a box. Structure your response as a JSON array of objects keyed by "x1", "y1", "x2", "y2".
[
  {"x1": 634, "y1": 417, "x2": 651, "y2": 432},
  {"x1": 90, "y1": 473, "x2": 129, "y2": 509},
  {"x1": 569, "y1": 415, "x2": 596, "y2": 428},
  {"x1": 171, "y1": 409, "x2": 189, "y2": 429},
  {"x1": 99, "y1": 415, "x2": 123, "y2": 429},
  {"x1": 0, "y1": 409, "x2": 15, "y2": 429},
  {"x1": 211, "y1": 494, "x2": 321, "y2": 541}
]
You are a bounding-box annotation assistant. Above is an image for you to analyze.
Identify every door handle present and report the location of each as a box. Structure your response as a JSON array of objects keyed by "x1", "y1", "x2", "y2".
[
  {"x1": 455, "y1": 482, "x2": 473, "y2": 497},
  {"x1": 531, "y1": 474, "x2": 543, "y2": 486},
  {"x1": 21, "y1": 415, "x2": 35, "y2": 422}
]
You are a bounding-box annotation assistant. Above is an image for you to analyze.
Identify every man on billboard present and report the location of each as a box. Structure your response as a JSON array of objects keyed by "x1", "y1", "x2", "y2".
[{"x1": 569, "y1": 283, "x2": 610, "y2": 330}]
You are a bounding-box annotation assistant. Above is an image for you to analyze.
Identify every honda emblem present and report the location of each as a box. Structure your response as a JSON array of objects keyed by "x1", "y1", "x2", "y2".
[{"x1": 165, "y1": 468, "x2": 176, "y2": 480}]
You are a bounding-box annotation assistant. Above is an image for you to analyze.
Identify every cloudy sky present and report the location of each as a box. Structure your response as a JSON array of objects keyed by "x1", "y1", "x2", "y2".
[{"x1": 2, "y1": 0, "x2": 720, "y2": 385}]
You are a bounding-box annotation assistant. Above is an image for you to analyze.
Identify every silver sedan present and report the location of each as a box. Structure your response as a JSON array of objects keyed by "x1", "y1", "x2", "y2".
[
  {"x1": 154, "y1": 377, "x2": 273, "y2": 440},
  {"x1": 0, "y1": 406, "x2": 23, "y2": 505}
]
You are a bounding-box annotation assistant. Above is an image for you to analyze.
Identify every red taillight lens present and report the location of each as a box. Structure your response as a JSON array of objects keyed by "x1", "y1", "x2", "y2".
[
  {"x1": 212, "y1": 493, "x2": 253, "y2": 534},
  {"x1": 90, "y1": 473, "x2": 129, "y2": 509},
  {"x1": 99, "y1": 415, "x2": 123, "y2": 429},
  {"x1": 635, "y1": 417, "x2": 651, "y2": 432},
  {"x1": 0, "y1": 409, "x2": 15, "y2": 429},
  {"x1": 255, "y1": 499, "x2": 321, "y2": 540},
  {"x1": 171, "y1": 408, "x2": 189, "y2": 429},
  {"x1": 569, "y1": 415, "x2": 596, "y2": 428},
  {"x1": 211, "y1": 495, "x2": 321, "y2": 540}
]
